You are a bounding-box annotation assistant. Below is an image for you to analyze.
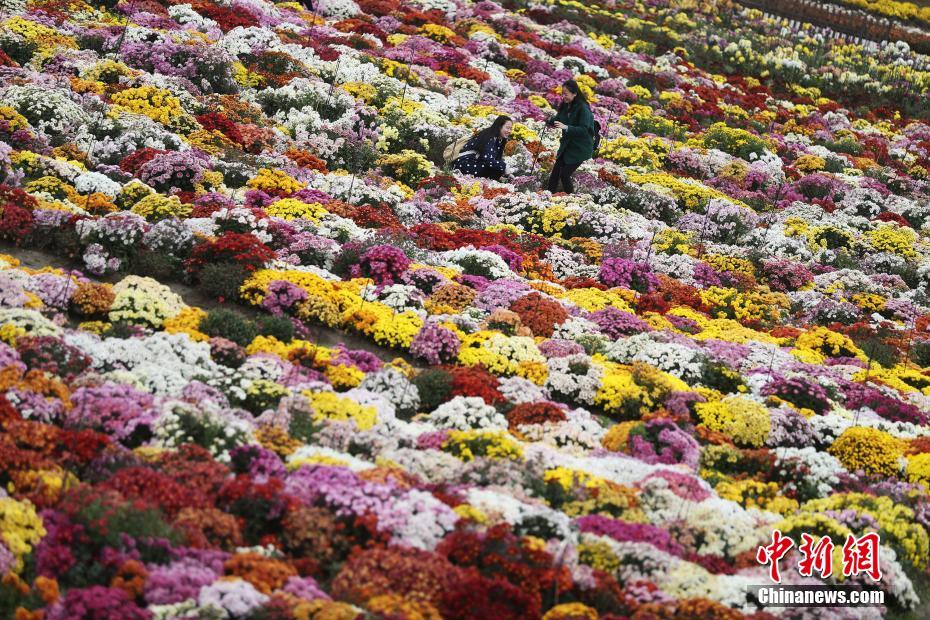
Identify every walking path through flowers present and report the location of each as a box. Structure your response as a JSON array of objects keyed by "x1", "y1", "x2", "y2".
[{"x1": 2, "y1": 0, "x2": 930, "y2": 618}]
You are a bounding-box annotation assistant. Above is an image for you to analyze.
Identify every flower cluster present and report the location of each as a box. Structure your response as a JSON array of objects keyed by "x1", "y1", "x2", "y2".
[{"x1": 2, "y1": 0, "x2": 930, "y2": 616}]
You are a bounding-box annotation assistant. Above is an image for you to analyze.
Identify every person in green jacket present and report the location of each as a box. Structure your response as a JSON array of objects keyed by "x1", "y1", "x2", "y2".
[{"x1": 545, "y1": 79, "x2": 595, "y2": 194}]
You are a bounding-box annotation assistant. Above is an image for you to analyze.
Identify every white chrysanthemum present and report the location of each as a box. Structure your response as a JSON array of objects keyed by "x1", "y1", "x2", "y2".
[
  {"x1": 428, "y1": 396, "x2": 506, "y2": 431},
  {"x1": 360, "y1": 367, "x2": 421, "y2": 415},
  {"x1": 497, "y1": 376, "x2": 550, "y2": 405},
  {"x1": 1, "y1": 85, "x2": 89, "y2": 142},
  {"x1": 604, "y1": 334, "x2": 706, "y2": 383},
  {"x1": 287, "y1": 445, "x2": 375, "y2": 472},
  {"x1": 545, "y1": 354, "x2": 603, "y2": 405},
  {"x1": 74, "y1": 171, "x2": 122, "y2": 198},
  {"x1": 439, "y1": 247, "x2": 516, "y2": 280},
  {"x1": 773, "y1": 447, "x2": 844, "y2": 499},
  {"x1": 314, "y1": 0, "x2": 360, "y2": 18}
]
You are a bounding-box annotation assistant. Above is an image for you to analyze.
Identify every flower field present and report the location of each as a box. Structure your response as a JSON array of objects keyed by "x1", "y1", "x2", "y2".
[{"x1": 2, "y1": 0, "x2": 930, "y2": 617}]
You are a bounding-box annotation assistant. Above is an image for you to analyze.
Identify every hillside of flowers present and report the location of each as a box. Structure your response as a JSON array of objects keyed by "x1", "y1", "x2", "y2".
[
  {"x1": 827, "y1": 0, "x2": 930, "y2": 30},
  {"x1": 1, "y1": 0, "x2": 930, "y2": 617}
]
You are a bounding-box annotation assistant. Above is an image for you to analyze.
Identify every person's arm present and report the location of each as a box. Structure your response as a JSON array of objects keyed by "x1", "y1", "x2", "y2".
[
  {"x1": 549, "y1": 106, "x2": 570, "y2": 126},
  {"x1": 563, "y1": 105, "x2": 594, "y2": 139}
]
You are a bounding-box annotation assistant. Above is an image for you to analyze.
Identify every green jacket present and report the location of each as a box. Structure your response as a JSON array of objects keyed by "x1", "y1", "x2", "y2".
[{"x1": 552, "y1": 99, "x2": 595, "y2": 166}]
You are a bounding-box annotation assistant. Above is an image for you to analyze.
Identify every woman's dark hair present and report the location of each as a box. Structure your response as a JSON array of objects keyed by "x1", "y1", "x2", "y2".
[
  {"x1": 472, "y1": 115, "x2": 511, "y2": 153},
  {"x1": 560, "y1": 79, "x2": 587, "y2": 108}
]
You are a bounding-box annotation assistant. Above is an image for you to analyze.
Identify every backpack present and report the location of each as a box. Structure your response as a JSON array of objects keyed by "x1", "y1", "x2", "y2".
[
  {"x1": 443, "y1": 135, "x2": 471, "y2": 165},
  {"x1": 591, "y1": 119, "x2": 602, "y2": 158}
]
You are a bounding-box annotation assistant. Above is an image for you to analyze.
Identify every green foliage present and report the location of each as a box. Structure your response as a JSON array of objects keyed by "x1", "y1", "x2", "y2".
[
  {"x1": 199, "y1": 308, "x2": 258, "y2": 346},
  {"x1": 199, "y1": 261, "x2": 249, "y2": 302},
  {"x1": 455, "y1": 254, "x2": 498, "y2": 278},
  {"x1": 702, "y1": 123, "x2": 768, "y2": 161},
  {"x1": 820, "y1": 136, "x2": 863, "y2": 156},
  {"x1": 102, "y1": 321, "x2": 144, "y2": 339},
  {"x1": 256, "y1": 314, "x2": 295, "y2": 343},
  {"x1": 0, "y1": 33, "x2": 37, "y2": 66},
  {"x1": 289, "y1": 406, "x2": 321, "y2": 444},
  {"x1": 240, "y1": 379, "x2": 289, "y2": 416},
  {"x1": 132, "y1": 249, "x2": 180, "y2": 280},
  {"x1": 412, "y1": 368, "x2": 453, "y2": 413},
  {"x1": 332, "y1": 138, "x2": 380, "y2": 175},
  {"x1": 857, "y1": 335, "x2": 901, "y2": 369},
  {"x1": 172, "y1": 406, "x2": 248, "y2": 457},
  {"x1": 75, "y1": 498, "x2": 183, "y2": 548},
  {"x1": 911, "y1": 339, "x2": 930, "y2": 369},
  {"x1": 700, "y1": 360, "x2": 746, "y2": 394}
]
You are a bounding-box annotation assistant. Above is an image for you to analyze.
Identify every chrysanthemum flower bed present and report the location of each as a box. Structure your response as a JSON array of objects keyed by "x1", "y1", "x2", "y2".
[{"x1": 0, "y1": 0, "x2": 930, "y2": 617}]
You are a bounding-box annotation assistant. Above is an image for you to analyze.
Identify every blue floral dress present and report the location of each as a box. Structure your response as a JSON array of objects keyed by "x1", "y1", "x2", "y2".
[{"x1": 451, "y1": 135, "x2": 506, "y2": 180}]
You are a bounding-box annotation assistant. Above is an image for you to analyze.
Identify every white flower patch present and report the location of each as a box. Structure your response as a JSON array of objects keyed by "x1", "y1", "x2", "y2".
[
  {"x1": 312, "y1": 172, "x2": 406, "y2": 207},
  {"x1": 428, "y1": 396, "x2": 506, "y2": 431},
  {"x1": 168, "y1": 4, "x2": 221, "y2": 33},
  {"x1": 497, "y1": 376, "x2": 550, "y2": 404},
  {"x1": 747, "y1": 149, "x2": 786, "y2": 183},
  {"x1": 360, "y1": 284, "x2": 425, "y2": 315},
  {"x1": 409, "y1": 0, "x2": 458, "y2": 20},
  {"x1": 198, "y1": 580, "x2": 269, "y2": 617},
  {"x1": 360, "y1": 367, "x2": 421, "y2": 415},
  {"x1": 211, "y1": 207, "x2": 272, "y2": 243},
  {"x1": 773, "y1": 447, "x2": 844, "y2": 499},
  {"x1": 547, "y1": 450, "x2": 698, "y2": 489},
  {"x1": 556, "y1": 54, "x2": 608, "y2": 79},
  {"x1": 439, "y1": 247, "x2": 517, "y2": 280},
  {"x1": 314, "y1": 0, "x2": 360, "y2": 18},
  {"x1": 238, "y1": 355, "x2": 291, "y2": 383},
  {"x1": 551, "y1": 316, "x2": 601, "y2": 342},
  {"x1": 736, "y1": 341, "x2": 802, "y2": 376},
  {"x1": 154, "y1": 399, "x2": 254, "y2": 462},
  {"x1": 281, "y1": 106, "x2": 325, "y2": 143},
  {"x1": 585, "y1": 535, "x2": 678, "y2": 582},
  {"x1": 1, "y1": 85, "x2": 89, "y2": 142},
  {"x1": 519, "y1": 408, "x2": 606, "y2": 453},
  {"x1": 674, "y1": 498, "x2": 776, "y2": 558},
  {"x1": 545, "y1": 354, "x2": 603, "y2": 405},
  {"x1": 74, "y1": 171, "x2": 122, "y2": 198},
  {"x1": 545, "y1": 246, "x2": 599, "y2": 279},
  {"x1": 309, "y1": 213, "x2": 373, "y2": 243},
  {"x1": 465, "y1": 487, "x2": 574, "y2": 541},
  {"x1": 649, "y1": 252, "x2": 700, "y2": 284},
  {"x1": 183, "y1": 217, "x2": 218, "y2": 238},
  {"x1": 64, "y1": 331, "x2": 221, "y2": 396},
  {"x1": 0, "y1": 308, "x2": 62, "y2": 338},
  {"x1": 219, "y1": 26, "x2": 281, "y2": 56},
  {"x1": 877, "y1": 545, "x2": 920, "y2": 609},
  {"x1": 378, "y1": 447, "x2": 464, "y2": 483},
  {"x1": 604, "y1": 334, "x2": 706, "y2": 383},
  {"x1": 382, "y1": 488, "x2": 459, "y2": 550},
  {"x1": 287, "y1": 445, "x2": 375, "y2": 472}
]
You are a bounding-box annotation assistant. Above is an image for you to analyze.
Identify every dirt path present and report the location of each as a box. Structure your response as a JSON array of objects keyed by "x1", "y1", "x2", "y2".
[{"x1": 2, "y1": 243, "x2": 420, "y2": 367}]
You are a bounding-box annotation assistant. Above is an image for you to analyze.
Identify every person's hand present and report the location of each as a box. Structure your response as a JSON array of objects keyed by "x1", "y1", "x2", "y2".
[{"x1": 552, "y1": 121, "x2": 566, "y2": 130}]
